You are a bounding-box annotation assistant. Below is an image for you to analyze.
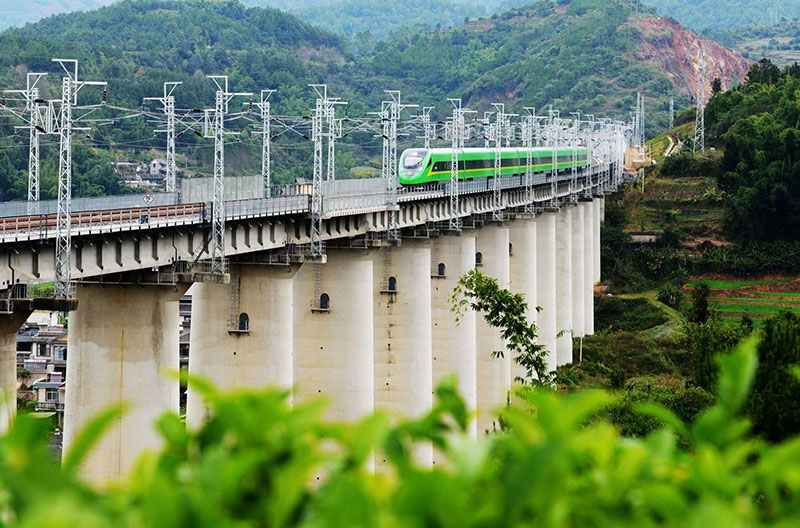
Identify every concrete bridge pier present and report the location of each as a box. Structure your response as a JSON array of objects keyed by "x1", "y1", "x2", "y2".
[
  {"x1": 536, "y1": 211, "x2": 558, "y2": 375},
  {"x1": 593, "y1": 198, "x2": 601, "y2": 284},
  {"x1": 509, "y1": 217, "x2": 537, "y2": 384},
  {"x1": 571, "y1": 204, "x2": 586, "y2": 341},
  {"x1": 583, "y1": 201, "x2": 595, "y2": 336},
  {"x1": 186, "y1": 263, "x2": 298, "y2": 428},
  {"x1": 293, "y1": 249, "x2": 374, "y2": 423},
  {"x1": 430, "y1": 233, "x2": 477, "y2": 442},
  {"x1": 372, "y1": 240, "x2": 433, "y2": 467},
  {"x1": 0, "y1": 311, "x2": 31, "y2": 431},
  {"x1": 63, "y1": 283, "x2": 187, "y2": 483},
  {"x1": 555, "y1": 206, "x2": 573, "y2": 366},
  {"x1": 475, "y1": 224, "x2": 510, "y2": 434}
]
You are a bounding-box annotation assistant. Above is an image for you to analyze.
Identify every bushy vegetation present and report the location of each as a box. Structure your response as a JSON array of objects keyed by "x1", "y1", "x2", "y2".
[
  {"x1": 7, "y1": 337, "x2": 800, "y2": 525},
  {"x1": 748, "y1": 310, "x2": 800, "y2": 442},
  {"x1": 594, "y1": 295, "x2": 668, "y2": 333},
  {"x1": 704, "y1": 60, "x2": 800, "y2": 242}
]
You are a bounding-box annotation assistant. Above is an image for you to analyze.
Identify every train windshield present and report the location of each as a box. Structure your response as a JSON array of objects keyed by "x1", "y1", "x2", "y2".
[{"x1": 403, "y1": 154, "x2": 424, "y2": 169}]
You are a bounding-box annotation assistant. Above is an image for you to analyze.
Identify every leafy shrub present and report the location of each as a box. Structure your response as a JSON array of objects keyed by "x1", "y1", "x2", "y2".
[
  {"x1": 659, "y1": 152, "x2": 721, "y2": 179},
  {"x1": 600, "y1": 384, "x2": 714, "y2": 439},
  {"x1": 657, "y1": 283, "x2": 685, "y2": 309},
  {"x1": 594, "y1": 296, "x2": 668, "y2": 333},
  {"x1": 4, "y1": 338, "x2": 800, "y2": 525},
  {"x1": 685, "y1": 315, "x2": 746, "y2": 391},
  {"x1": 580, "y1": 331, "x2": 691, "y2": 379}
]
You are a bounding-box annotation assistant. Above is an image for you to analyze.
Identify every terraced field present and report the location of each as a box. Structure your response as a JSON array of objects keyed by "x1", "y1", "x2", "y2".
[{"x1": 685, "y1": 278, "x2": 800, "y2": 327}]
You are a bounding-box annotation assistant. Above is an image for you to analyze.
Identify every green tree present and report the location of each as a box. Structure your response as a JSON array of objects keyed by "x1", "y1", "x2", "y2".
[
  {"x1": 748, "y1": 310, "x2": 800, "y2": 442},
  {"x1": 711, "y1": 76, "x2": 722, "y2": 95},
  {"x1": 452, "y1": 269, "x2": 552, "y2": 385},
  {"x1": 688, "y1": 281, "x2": 711, "y2": 324},
  {"x1": 686, "y1": 315, "x2": 743, "y2": 391}
]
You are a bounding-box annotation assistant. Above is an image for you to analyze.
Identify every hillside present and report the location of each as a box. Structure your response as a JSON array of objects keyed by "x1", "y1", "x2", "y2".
[
  {"x1": 0, "y1": 0, "x2": 114, "y2": 31},
  {"x1": 350, "y1": 0, "x2": 750, "y2": 132},
  {"x1": 706, "y1": 21, "x2": 800, "y2": 66},
  {"x1": 0, "y1": 0, "x2": 752, "y2": 200},
  {"x1": 0, "y1": 0, "x2": 347, "y2": 200},
  {"x1": 640, "y1": 0, "x2": 800, "y2": 32}
]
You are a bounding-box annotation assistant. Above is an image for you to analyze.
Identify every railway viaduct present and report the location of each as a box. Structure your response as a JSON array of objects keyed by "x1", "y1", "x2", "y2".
[{"x1": 0, "y1": 150, "x2": 625, "y2": 481}]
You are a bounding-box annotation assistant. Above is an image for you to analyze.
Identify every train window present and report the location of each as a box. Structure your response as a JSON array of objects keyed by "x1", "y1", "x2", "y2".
[
  {"x1": 238, "y1": 313, "x2": 250, "y2": 332},
  {"x1": 320, "y1": 293, "x2": 330, "y2": 311},
  {"x1": 388, "y1": 276, "x2": 397, "y2": 292},
  {"x1": 438, "y1": 263, "x2": 446, "y2": 277},
  {"x1": 403, "y1": 155, "x2": 423, "y2": 169},
  {"x1": 475, "y1": 252, "x2": 483, "y2": 266}
]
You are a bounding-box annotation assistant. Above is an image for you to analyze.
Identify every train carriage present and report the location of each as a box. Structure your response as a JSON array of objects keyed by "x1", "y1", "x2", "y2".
[{"x1": 398, "y1": 147, "x2": 590, "y2": 185}]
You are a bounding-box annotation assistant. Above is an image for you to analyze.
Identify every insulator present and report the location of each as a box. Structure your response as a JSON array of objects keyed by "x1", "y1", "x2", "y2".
[
  {"x1": 249, "y1": 99, "x2": 253, "y2": 111},
  {"x1": 101, "y1": 88, "x2": 107, "y2": 103}
]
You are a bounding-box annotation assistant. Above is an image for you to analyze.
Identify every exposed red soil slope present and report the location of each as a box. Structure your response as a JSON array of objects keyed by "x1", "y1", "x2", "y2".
[{"x1": 633, "y1": 16, "x2": 752, "y2": 101}]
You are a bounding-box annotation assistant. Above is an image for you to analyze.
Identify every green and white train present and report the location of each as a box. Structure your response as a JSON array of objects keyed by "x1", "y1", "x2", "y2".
[{"x1": 398, "y1": 147, "x2": 590, "y2": 186}]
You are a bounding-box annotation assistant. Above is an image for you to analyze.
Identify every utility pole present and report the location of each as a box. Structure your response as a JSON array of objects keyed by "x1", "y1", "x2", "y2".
[
  {"x1": 144, "y1": 81, "x2": 181, "y2": 194},
  {"x1": 693, "y1": 45, "x2": 707, "y2": 154},
  {"x1": 253, "y1": 89, "x2": 276, "y2": 198},
  {"x1": 52, "y1": 59, "x2": 106, "y2": 299},
  {"x1": 382, "y1": 90, "x2": 417, "y2": 241},
  {"x1": 491, "y1": 104, "x2": 517, "y2": 221},
  {"x1": 548, "y1": 107, "x2": 560, "y2": 208},
  {"x1": 445, "y1": 98, "x2": 470, "y2": 231},
  {"x1": 482, "y1": 111, "x2": 494, "y2": 149},
  {"x1": 419, "y1": 106, "x2": 434, "y2": 149},
  {"x1": 569, "y1": 112, "x2": 581, "y2": 203},
  {"x1": 633, "y1": 92, "x2": 646, "y2": 147},
  {"x1": 205, "y1": 75, "x2": 252, "y2": 274},
  {"x1": 308, "y1": 84, "x2": 346, "y2": 259},
  {"x1": 669, "y1": 98, "x2": 674, "y2": 130},
  {"x1": 522, "y1": 108, "x2": 537, "y2": 214},
  {"x1": 583, "y1": 114, "x2": 595, "y2": 199},
  {"x1": 3, "y1": 72, "x2": 48, "y2": 216}
]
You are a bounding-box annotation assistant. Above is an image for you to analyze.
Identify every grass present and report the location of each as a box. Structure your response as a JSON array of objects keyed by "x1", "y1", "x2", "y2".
[
  {"x1": 753, "y1": 291, "x2": 800, "y2": 298},
  {"x1": 687, "y1": 278, "x2": 797, "y2": 290},
  {"x1": 710, "y1": 296, "x2": 800, "y2": 305},
  {"x1": 712, "y1": 302, "x2": 800, "y2": 317}
]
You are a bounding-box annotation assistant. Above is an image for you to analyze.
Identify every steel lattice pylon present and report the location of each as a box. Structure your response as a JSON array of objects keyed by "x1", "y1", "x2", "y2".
[
  {"x1": 446, "y1": 98, "x2": 470, "y2": 231},
  {"x1": 3, "y1": 73, "x2": 49, "y2": 217},
  {"x1": 548, "y1": 108, "x2": 560, "y2": 209},
  {"x1": 205, "y1": 75, "x2": 252, "y2": 275},
  {"x1": 381, "y1": 90, "x2": 416, "y2": 241},
  {"x1": 54, "y1": 75, "x2": 72, "y2": 299},
  {"x1": 211, "y1": 88, "x2": 226, "y2": 274},
  {"x1": 310, "y1": 96, "x2": 324, "y2": 259},
  {"x1": 52, "y1": 59, "x2": 106, "y2": 299},
  {"x1": 144, "y1": 82, "x2": 181, "y2": 194},
  {"x1": 308, "y1": 84, "x2": 346, "y2": 259},
  {"x1": 522, "y1": 108, "x2": 536, "y2": 214},
  {"x1": 256, "y1": 89, "x2": 276, "y2": 198},
  {"x1": 569, "y1": 112, "x2": 580, "y2": 203},
  {"x1": 693, "y1": 46, "x2": 707, "y2": 154}
]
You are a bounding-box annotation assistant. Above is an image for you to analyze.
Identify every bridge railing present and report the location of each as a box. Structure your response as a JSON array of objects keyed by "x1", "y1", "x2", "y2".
[
  {"x1": 322, "y1": 179, "x2": 389, "y2": 217},
  {"x1": 0, "y1": 193, "x2": 179, "y2": 219}
]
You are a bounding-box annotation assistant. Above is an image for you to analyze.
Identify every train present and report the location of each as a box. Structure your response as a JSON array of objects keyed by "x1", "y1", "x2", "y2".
[{"x1": 398, "y1": 147, "x2": 591, "y2": 185}]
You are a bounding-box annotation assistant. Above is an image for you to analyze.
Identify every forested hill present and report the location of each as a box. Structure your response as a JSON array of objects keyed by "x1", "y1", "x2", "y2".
[
  {"x1": 0, "y1": 0, "x2": 345, "y2": 111},
  {"x1": 0, "y1": 0, "x2": 751, "y2": 200},
  {"x1": 349, "y1": 0, "x2": 749, "y2": 132},
  {"x1": 640, "y1": 0, "x2": 800, "y2": 32}
]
